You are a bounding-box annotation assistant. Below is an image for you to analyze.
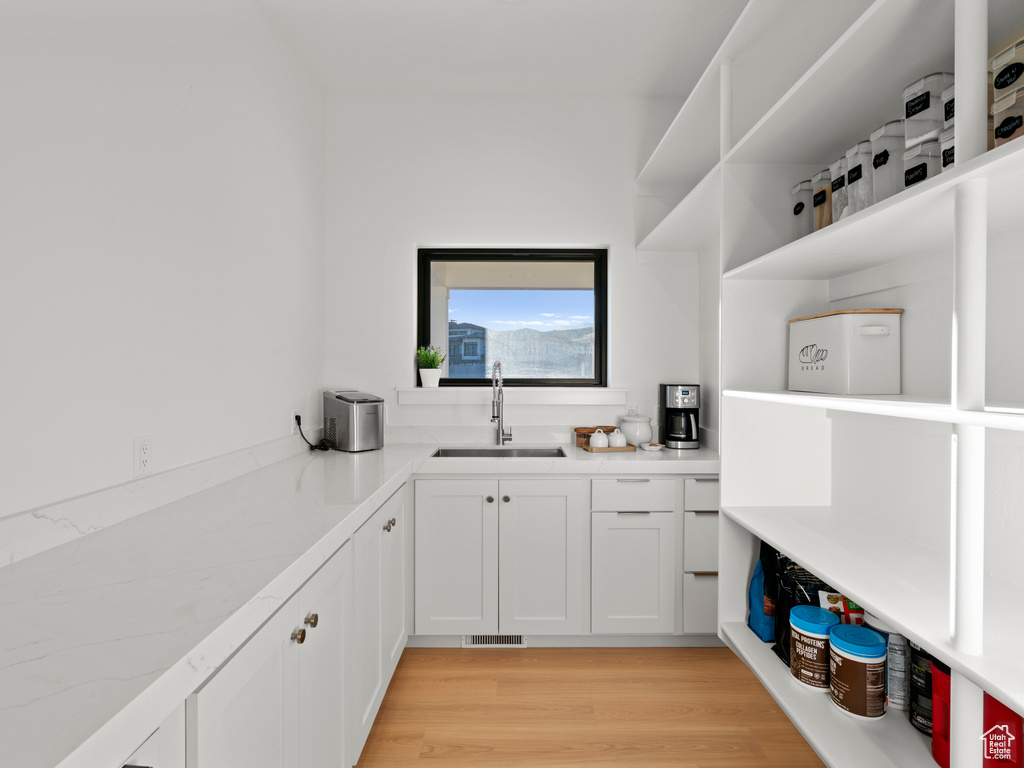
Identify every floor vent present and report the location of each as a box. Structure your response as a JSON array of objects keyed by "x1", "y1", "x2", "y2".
[{"x1": 461, "y1": 634, "x2": 527, "y2": 648}]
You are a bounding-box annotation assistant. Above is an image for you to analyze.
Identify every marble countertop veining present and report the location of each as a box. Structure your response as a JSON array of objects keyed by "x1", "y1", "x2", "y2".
[{"x1": 0, "y1": 443, "x2": 718, "y2": 768}]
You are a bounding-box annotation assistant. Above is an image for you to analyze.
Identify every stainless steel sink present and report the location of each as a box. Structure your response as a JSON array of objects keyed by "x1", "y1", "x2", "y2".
[{"x1": 432, "y1": 447, "x2": 567, "y2": 458}]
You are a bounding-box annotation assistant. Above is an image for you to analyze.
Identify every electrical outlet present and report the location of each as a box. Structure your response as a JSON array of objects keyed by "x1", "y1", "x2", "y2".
[
  {"x1": 134, "y1": 437, "x2": 152, "y2": 477},
  {"x1": 292, "y1": 411, "x2": 300, "y2": 435}
]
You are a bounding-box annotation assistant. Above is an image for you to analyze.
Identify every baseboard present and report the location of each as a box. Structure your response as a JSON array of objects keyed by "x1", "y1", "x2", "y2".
[{"x1": 406, "y1": 634, "x2": 725, "y2": 648}]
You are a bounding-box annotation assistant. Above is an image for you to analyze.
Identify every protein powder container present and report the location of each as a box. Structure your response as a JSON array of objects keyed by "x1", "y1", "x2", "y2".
[
  {"x1": 829, "y1": 624, "x2": 887, "y2": 719},
  {"x1": 791, "y1": 180, "x2": 814, "y2": 241},
  {"x1": 790, "y1": 605, "x2": 840, "y2": 691},
  {"x1": 863, "y1": 612, "x2": 909, "y2": 711},
  {"x1": 909, "y1": 641, "x2": 934, "y2": 735}
]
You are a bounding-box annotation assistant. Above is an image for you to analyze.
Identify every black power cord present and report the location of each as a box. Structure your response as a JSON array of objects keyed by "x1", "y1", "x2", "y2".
[{"x1": 296, "y1": 414, "x2": 331, "y2": 451}]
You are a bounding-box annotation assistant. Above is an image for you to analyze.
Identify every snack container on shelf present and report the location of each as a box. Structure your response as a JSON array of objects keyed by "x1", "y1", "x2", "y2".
[
  {"x1": 870, "y1": 120, "x2": 905, "y2": 203},
  {"x1": 992, "y1": 38, "x2": 1024, "y2": 94},
  {"x1": 942, "y1": 84, "x2": 955, "y2": 130},
  {"x1": 993, "y1": 85, "x2": 1024, "y2": 147},
  {"x1": 811, "y1": 168, "x2": 832, "y2": 231},
  {"x1": 904, "y1": 140, "x2": 941, "y2": 188},
  {"x1": 791, "y1": 180, "x2": 814, "y2": 241},
  {"x1": 903, "y1": 72, "x2": 955, "y2": 148},
  {"x1": 940, "y1": 127, "x2": 955, "y2": 172},
  {"x1": 829, "y1": 155, "x2": 848, "y2": 222},
  {"x1": 788, "y1": 308, "x2": 903, "y2": 395},
  {"x1": 845, "y1": 141, "x2": 873, "y2": 215}
]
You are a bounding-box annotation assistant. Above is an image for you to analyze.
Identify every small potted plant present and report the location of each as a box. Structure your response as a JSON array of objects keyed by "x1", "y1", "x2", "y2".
[{"x1": 415, "y1": 345, "x2": 446, "y2": 387}]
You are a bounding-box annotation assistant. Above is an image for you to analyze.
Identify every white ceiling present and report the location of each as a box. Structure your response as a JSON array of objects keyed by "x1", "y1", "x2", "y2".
[{"x1": 261, "y1": 0, "x2": 748, "y2": 97}]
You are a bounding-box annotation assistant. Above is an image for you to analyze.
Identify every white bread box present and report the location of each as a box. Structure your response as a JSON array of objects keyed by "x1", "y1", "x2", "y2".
[{"x1": 788, "y1": 308, "x2": 904, "y2": 395}]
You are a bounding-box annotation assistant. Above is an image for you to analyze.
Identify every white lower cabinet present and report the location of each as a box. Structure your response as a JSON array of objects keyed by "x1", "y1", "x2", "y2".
[
  {"x1": 682, "y1": 478, "x2": 720, "y2": 635},
  {"x1": 186, "y1": 542, "x2": 350, "y2": 768},
  {"x1": 591, "y1": 511, "x2": 676, "y2": 634},
  {"x1": 415, "y1": 478, "x2": 587, "y2": 636},
  {"x1": 121, "y1": 702, "x2": 185, "y2": 768},
  {"x1": 349, "y1": 486, "x2": 408, "y2": 767}
]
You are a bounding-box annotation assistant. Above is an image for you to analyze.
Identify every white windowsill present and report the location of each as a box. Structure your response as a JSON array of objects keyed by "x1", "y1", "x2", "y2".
[{"x1": 396, "y1": 387, "x2": 628, "y2": 406}]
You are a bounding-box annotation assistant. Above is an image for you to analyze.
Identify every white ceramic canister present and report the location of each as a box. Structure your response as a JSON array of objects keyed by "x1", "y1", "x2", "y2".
[
  {"x1": 829, "y1": 155, "x2": 849, "y2": 222},
  {"x1": 589, "y1": 428, "x2": 609, "y2": 448},
  {"x1": 619, "y1": 412, "x2": 653, "y2": 447},
  {"x1": 829, "y1": 624, "x2": 888, "y2": 719},
  {"x1": 870, "y1": 119, "x2": 906, "y2": 203},
  {"x1": 608, "y1": 428, "x2": 627, "y2": 448},
  {"x1": 845, "y1": 141, "x2": 873, "y2": 215},
  {"x1": 791, "y1": 179, "x2": 814, "y2": 241},
  {"x1": 863, "y1": 612, "x2": 909, "y2": 711}
]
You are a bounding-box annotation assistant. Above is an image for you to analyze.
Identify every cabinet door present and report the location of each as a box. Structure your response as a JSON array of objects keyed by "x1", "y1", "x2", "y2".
[
  {"x1": 591, "y1": 511, "x2": 676, "y2": 634},
  {"x1": 498, "y1": 479, "x2": 586, "y2": 635},
  {"x1": 350, "y1": 506, "x2": 384, "y2": 757},
  {"x1": 379, "y1": 490, "x2": 407, "y2": 679},
  {"x1": 682, "y1": 572, "x2": 719, "y2": 635},
  {"x1": 296, "y1": 546, "x2": 348, "y2": 768},
  {"x1": 415, "y1": 479, "x2": 498, "y2": 635},
  {"x1": 187, "y1": 595, "x2": 301, "y2": 768}
]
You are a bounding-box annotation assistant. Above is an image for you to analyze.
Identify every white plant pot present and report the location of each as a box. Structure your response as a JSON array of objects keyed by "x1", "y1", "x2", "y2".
[{"x1": 419, "y1": 368, "x2": 441, "y2": 387}]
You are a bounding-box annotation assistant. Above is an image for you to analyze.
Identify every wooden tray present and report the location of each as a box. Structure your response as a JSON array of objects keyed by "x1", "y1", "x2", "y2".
[{"x1": 581, "y1": 443, "x2": 636, "y2": 453}]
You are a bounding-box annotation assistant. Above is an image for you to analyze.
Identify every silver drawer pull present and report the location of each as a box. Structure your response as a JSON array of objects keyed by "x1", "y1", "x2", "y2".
[
  {"x1": 692, "y1": 478, "x2": 718, "y2": 482},
  {"x1": 690, "y1": 571, "x2": 718, "y2": 577},
  {"x1": 616, "y1": 510, "x2": 651, "y2": 514},
  {"x1": 693, "y1": 509, "x2": 719, "y2": 515},
  {"x1": 615, "y1": 478, "x2": 650, "y2": 482}
]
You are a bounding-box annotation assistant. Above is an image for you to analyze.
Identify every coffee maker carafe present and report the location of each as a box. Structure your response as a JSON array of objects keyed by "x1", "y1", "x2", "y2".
[{"x1": 659, "y1": 384, "x2": 700, "y2": 449}]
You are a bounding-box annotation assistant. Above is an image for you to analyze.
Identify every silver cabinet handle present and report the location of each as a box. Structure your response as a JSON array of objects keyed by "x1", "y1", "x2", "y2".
[
  {"x1": 616, "y1": 510, "x2": 651, "y2": 514},
  {"x1": 690, "y1": 571, "x2": 718, "y2": 577},
  {"x1": 693, "y1": 509, "x2": 719, "y2": 515},
  {"x1": 692, "y1": 478, "x2": 718, "y2": 482},
  {"x1": 615, "y1": 478, "x2": 650, "y2": 482}
]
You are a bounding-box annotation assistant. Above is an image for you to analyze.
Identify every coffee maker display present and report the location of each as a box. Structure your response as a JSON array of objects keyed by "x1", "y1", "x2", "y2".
[{"x1": 659, "y1": 384, "x2": 700, "y2": 449}]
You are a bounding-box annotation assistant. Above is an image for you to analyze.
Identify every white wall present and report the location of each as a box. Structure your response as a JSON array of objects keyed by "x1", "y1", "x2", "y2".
[
  {"x1": 0, "y1": 1, "x2": 326, "y2": 518},
  {"x1": 323, "y1": 95, "x2": 699, "y2": 440}
]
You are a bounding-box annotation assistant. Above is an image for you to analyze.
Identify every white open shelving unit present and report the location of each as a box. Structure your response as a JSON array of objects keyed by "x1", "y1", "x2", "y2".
[{"x1": 638, "y1": 1, "x2": 1024, "y2": 767}]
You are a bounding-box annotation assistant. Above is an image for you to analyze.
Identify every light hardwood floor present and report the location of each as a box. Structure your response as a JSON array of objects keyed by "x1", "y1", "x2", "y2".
[{"x1": 356, "y1": 647, "x2": 824, "y2": 767}]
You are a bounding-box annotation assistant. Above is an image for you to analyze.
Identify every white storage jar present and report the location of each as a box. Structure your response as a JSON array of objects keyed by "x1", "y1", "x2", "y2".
[
  {"x1": 903, "y1": 140, "x2": 941, "y2": 189},
  {"x1": 993, "y1": 86, "x2": 1024, "y2": 147},
  {"x1": 940, "y1": 126, "x2": 955, "y2": 172},
  {"x1": 870, "y1": 120, "x2": 905, "y2": 204},
  {"x1": 811, "y1": 168, "x2": 832, "y2": 231},
  {"x1": 788, "y1": 308, "x2": 904, "y2": 395},
  {"x1": 992, "y1": 38, "x2": 1024, "y2": 94},
  {"x1": 845, "y1": 141, "x2": 873, "y2": 215},
  {"x1": 829, "y1": 155, "x2": 848, "y2": 222},
  {"x1": 903, "y1": 72, "x2": 954, "y2": 148},
  {"x1": 791, "y1": 180, "x2": 814, "y2": 241},
  {"x1": 942, "y1": 84, "x2": 955, "y2": 130}
]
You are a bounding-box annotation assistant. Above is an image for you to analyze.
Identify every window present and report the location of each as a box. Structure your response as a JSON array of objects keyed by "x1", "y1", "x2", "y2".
[{"x1": 417, "y1": 248, "x2": 608, "y2": 386}]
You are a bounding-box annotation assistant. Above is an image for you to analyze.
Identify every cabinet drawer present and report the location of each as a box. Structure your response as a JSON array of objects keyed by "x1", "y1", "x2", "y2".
[
  {"x1": 682, "y1": 572, "x2": 718, "y2": 635},
  {"x1": 683, "y1": 478, "x2": 719, "y2": 511},
  {"x1": 591, "y1": 477, "x2": 675, "y2": 511},
  {"x1": 683, "y1": 510, "x2": 719, "y2": 572}
]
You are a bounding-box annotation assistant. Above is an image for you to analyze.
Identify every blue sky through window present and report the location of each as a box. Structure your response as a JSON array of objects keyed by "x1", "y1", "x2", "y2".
[{"x1": 448, "y1": 289, "x2": 594, "y2": 331}]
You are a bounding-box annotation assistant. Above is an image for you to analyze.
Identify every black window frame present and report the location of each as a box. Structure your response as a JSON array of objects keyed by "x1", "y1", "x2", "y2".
[{"x1": 416, "y1": 247, "x2": 608, "y2": 387}]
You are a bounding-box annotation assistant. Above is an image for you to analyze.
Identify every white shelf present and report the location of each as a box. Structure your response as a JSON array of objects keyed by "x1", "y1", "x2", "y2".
[
  {"x1": 637, "y1": 0, "x2": 871, "y2": 188},
  {"x1": 723, "y1": 390, "x2": 1024, "y2": 432},
  {"x1": 724, "y1": 138, "x2": 1024, "y2": 282},
  {"x1": 636, "y1": 165, "x2": 720, "y2": 252},
  {"x1": 722, "y1": 506, "x2": 1024, "y2": 714},
  {"x1": 721, "y1": 622, "x2": 933, "y2": 768},
  {"x1": 727, "y1": 0, "x2": 954, "y2": 168}
]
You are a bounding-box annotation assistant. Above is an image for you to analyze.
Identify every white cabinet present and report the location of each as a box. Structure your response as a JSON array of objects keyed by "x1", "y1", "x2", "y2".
[
  {"x1": 591, "y1": 511, "x2": 676, "y2": 634},
  {"x1": 187, "y1": 543, "x2": 350, "y2": 768},
  {"x1": 498, "y1": 479, "x2": 587, "y2": 635},
  {"x1": 349, "y1": 486, "x2": 407, "y2": 767},
  {"x1": 682, "y1": 478, "x2": 719, "y2": 635},
  {"x1": 415, "y1": 478, "x2": 587, "y2": 636},
  {"x1": 121, "y1": 703, "x2": 185, "y2": 768}
]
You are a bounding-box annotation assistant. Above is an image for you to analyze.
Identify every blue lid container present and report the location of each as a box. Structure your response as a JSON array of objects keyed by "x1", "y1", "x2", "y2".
[
  {"x1": 830, "y1": 624, "x2": 887, "y2": 658},
  {"x1": 790, "y1": 605, "x2": 841, "y2": 635}
]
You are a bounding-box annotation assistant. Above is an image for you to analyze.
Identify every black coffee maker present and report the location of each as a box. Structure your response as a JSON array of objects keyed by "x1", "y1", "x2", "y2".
[{"x1": 659, "y1": 384, "x2": 700, "y2": 449}]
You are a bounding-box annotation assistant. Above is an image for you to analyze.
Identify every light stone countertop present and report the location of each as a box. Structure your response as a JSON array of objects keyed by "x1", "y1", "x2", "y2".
[{"x1": 0, "y1": 443, "x2": 719, "y2": 768}]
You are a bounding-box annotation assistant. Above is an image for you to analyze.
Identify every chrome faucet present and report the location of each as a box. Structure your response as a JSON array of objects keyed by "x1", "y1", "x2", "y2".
[{"x1": 491, "y1": 361, "x2": 512, "y2": 445}]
